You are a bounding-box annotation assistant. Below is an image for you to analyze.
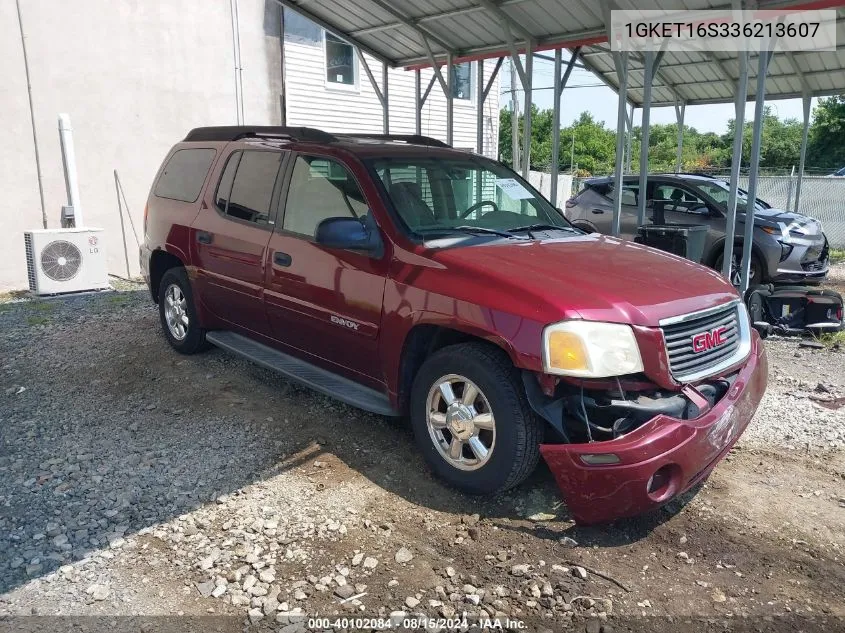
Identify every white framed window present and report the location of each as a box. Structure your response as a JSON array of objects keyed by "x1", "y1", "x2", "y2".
[
  {"x1": 324, "y1": 32, "x2": 358, "y2": 90},
  {"x1": 451, "y1": 62, "x2": 474, "y2": 103}
]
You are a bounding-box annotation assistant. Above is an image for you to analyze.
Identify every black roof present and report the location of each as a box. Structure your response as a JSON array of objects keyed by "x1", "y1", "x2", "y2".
[{"x1": 183, "y1": 126, "x2": 449, "y2": 148}]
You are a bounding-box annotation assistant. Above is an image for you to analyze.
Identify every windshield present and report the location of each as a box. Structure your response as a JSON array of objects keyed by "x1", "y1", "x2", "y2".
[
  {"x1": 368, "y1": 156, "x2": 570, "y2": 238},
  {"x1": 695, "y1": 180, "x2": 766, "y2": 213}
]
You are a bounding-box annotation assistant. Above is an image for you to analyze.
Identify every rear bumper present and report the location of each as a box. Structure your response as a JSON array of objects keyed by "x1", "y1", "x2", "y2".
[{"x1": 539, "y1": 332, "x2": 768, "y2": 525}]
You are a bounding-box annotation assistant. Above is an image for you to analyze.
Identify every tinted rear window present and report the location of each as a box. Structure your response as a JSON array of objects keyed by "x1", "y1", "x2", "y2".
[{"x1": 154, "y1": 148, "x2": 216, "y2": 202}]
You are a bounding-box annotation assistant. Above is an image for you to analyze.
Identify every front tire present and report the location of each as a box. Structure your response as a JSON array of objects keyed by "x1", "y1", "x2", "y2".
[
  {"x1": 714, "y1": 247, "x2": 765, "y2": 286},
  {"x1": 158, "y1": 267, "x2": 209, "y2": 354},
  {"x1": 410, "y1": 342, "x2": 542, "y2": 495}
]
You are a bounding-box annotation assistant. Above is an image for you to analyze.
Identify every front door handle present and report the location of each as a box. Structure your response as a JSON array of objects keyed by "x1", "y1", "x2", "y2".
[
  {"x1": 591, "y1": 209, "x2": 605, "y2": 214},
  {"x1": 273, "y1": 251, "x2": 292, "y2": 267},
  {"x1": 197, "y1": 231, "x2": 213, "y2": 245}
]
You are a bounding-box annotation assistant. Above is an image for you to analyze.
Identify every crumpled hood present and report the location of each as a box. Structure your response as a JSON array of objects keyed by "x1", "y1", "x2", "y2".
[{"x1": 429, "y1": 234, "x2": 739, "y2": 327}]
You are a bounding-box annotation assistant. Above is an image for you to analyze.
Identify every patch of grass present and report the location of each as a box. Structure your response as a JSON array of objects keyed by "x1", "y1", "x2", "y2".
[
  {"x1": 830, "y1": 249, "x2": 845, "y2": 265},
  {"x1": 105, "y1": 293, "x2": 130, "y2": 307},
  {"x1": 26, "y1": 315, "x2": 50, "y2": 326},
  {"x1": 30, "y1": 300, "x2": 55, "y2": 313},
  {"x1": 819, "y1": 330, "x2": 845, "y2": 347}
]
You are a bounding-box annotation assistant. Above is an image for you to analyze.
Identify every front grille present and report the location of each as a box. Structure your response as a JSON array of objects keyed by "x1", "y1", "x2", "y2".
[{"x1": 661, "y1": 302, "x2": 745, "y2": 382}]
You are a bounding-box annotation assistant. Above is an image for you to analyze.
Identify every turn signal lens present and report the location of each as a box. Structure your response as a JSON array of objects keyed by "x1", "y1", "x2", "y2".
[
  {"x1": 760, "y1": 226, "x2": 779, "y2": 235},
  {"x1": 542, "y1": 321, "x2": 644, "y2": 378},
  {"x1": 546, "y1": 331, "x2": 589, "y2": 372}
]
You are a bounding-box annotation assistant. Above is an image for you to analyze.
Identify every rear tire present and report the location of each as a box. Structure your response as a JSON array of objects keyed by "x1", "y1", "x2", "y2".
[
  {"x1": 410, "y1": 342, "x2": 541, "y2": 495},
  {"x1": 158, "y1": 267, "x2": 209, "y2": 354}
]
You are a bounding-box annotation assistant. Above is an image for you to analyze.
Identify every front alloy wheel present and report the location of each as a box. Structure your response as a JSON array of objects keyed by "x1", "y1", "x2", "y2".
[
  {"x1": 410, "y1": 342, "x2": 542, "y2": 495},
  {"x1": 426, "y1": 374, "x2": 496, "y2": 471}
]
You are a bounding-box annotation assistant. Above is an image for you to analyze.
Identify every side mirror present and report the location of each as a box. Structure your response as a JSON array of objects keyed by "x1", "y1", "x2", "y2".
[{"x1": 315, "y1": 216, "x2": 381, "y2": 254}]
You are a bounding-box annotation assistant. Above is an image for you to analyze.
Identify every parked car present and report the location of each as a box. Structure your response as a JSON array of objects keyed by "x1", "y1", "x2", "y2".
[
  {"x1": 565, "y1": 173, "x2": 830, "y2": 285},
  {"x1": 141, "y1": 127, "x2": 767, "y2": 524},
  {"x1": 826, "y1": 166, "x2": 845, "y2": 177}
]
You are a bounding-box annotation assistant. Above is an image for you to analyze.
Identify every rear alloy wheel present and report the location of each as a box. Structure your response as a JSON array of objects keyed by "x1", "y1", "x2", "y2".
[{"x1": 410, "y1": 342, "x2": 541, "y2": 495}]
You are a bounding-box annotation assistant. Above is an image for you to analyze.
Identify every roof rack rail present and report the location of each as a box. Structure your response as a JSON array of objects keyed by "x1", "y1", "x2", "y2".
[
  {"x1": 183, "y1": 126, "x2": 337, "y2": 143},
  {"x1": 337, "y1": 133, "x2": 450, "y2": 148}
]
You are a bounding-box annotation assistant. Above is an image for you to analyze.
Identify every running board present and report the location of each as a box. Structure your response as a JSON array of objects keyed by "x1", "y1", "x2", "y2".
[{"x1": 205, "y1": 331, "x2": 399, "y2": 416}]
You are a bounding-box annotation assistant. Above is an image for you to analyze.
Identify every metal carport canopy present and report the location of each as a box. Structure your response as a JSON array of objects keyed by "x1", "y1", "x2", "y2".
[
  {"x1": 279, "y1": 0, "x2": 845, "y2": 293},
  {"x1": 278, "y1": 0, "x2": 845, "y2": 82}
]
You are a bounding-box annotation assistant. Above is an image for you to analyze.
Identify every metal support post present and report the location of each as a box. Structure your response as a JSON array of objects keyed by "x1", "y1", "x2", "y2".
[
  {"x1": 722, "y1": 51, "x2": 749, "y2": 281},
  {"x1": 794, "y1": 93, "x2": 811, "y2": 213},
  {"x1": 476, "y1": 60, "x2": 484, "y2": 155},
  {"x1": 446, "y1": 53, "x2": 454, "y2": 146},
  {"x1": 625, "y1": 105, "x2": 634, "y2": 174},
  {"x1": 550, "y1": 48, "x2": 580, "y2": 207},
  {"x1": 740, "y1": 47, "x2": 774, "y2": 293},
  {"x1": 552, "y1": 49, "x2": 562, "y2": 206},
  {"x1": 675, "y1": 99, "x2": 686, "y2": 172},
  {"x1": 611, "y1": 52, "x2": 629, "y2": 237},
  {"x1": 510, "y1": 58, "x2": 519, "y2": 170},
  {"x1": 382, "y1": 62, "x2": 389, "y2": 133},
  {"x1": 522, "y1": 43, "x2": 532, "y2": 179},
  {"x1": 415, "y1": 69, "x2": 422, "y2": 135},
  {"x1": 637, "y1": 50, "x2": 654, "y2": 225}
]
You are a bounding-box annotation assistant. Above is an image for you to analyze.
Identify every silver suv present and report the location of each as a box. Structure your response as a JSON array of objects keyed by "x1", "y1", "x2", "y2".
[{"x1": 565, "y1": 173, "x2": 829, "y2": 285}]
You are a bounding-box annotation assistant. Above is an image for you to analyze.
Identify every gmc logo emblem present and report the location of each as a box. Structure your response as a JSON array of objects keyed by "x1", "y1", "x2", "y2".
[{"x1": 692, "y1": 326, "x2": 728, "y2": 353}]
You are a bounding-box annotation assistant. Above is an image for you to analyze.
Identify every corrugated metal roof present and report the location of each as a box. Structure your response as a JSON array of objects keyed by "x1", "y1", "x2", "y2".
[{"x1": 277, "y1": 0, "x2": 845, "y2": 105}]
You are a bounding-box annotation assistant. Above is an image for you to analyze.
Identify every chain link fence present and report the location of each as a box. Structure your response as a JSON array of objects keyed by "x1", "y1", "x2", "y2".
[{"x1": 561, "y1": 173, "x2": 845, "y2": 249}]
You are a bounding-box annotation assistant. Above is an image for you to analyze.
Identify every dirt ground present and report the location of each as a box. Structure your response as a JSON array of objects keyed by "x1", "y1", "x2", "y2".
[{"x1": 1, "y1": 275, "x2": 844, "y2": 633}]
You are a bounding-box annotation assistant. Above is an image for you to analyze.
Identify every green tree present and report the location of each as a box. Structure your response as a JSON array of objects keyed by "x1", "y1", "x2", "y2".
[
  {"x1": 498, "y1": 99, "x2": 844, "y2": 176},
  {"x1": 807, "y1": 96, "x2": 845, "y2": 170}
]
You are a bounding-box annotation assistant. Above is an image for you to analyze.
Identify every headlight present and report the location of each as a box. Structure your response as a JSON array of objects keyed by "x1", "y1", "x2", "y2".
[{"x1": 542, "y1": 321, "x2": 644, "y2": 378}]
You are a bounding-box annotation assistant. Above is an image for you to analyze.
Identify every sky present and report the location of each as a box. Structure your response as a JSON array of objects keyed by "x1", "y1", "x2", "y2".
[{"x1": 499, "y1": 55, "x2": 813, "y2": 135}]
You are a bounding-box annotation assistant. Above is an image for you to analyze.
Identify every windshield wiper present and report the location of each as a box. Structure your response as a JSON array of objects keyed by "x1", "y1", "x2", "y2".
[
  {"x1": 506, "y1": 223, "x2": 581, "y2": 238},
  {"x1": 419, "y1": 226, "x2": 529, "y2": 240}
]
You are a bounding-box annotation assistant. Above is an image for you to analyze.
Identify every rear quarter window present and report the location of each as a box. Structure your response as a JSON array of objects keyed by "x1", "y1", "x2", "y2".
[{"x1": 154, "y1": 148, "x2": 216, "y2": 203}]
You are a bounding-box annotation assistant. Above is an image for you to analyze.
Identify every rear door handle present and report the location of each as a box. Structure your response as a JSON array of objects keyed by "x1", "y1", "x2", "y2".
[
  {"x1": 197, "y1": 231, "x2": 213, "y2": 245},
  {"x1": 273, "y1": 251, "x2": 292, "y2": 267},
  {"x1": 591, "y1": 209, "x2": 605, "y2": 214}
]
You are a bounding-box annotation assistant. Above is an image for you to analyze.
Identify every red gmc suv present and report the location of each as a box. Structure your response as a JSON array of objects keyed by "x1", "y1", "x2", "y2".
[{"x1": 141, "y1": 127, "x2": 768, "y2": 524}]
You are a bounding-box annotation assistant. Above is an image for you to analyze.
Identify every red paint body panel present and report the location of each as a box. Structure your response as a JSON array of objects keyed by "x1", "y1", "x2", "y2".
[
  {"x1": 141, "y1": 133, "x2": 768, "y2": 525},
  {"x1": 540, "y1": 332, "x2": 768, "y2": 525}
]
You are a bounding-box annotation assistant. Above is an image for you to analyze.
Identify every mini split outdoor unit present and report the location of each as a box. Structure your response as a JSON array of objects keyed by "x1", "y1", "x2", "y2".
[{"x1": 24, "y1": 228, "x2": 109, "y2": 296}]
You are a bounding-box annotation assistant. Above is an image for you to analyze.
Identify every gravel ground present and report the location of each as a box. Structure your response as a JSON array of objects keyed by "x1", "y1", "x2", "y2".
[{"x1": 1, "y1": 281, "x2": 844, "y2": 630}]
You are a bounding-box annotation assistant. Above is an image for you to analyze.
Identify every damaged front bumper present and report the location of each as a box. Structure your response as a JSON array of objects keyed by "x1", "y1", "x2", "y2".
[{"x1": 539, "y1": 332, "x2": 768, "y2": 525}]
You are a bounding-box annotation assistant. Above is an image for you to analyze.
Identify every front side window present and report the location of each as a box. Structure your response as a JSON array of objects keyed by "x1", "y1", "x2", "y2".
[
  {"x1": 215, "y1": 150, "x2": 282, "y2": 225},
  {"x1": 695, "y1": 181, "x2": 764, "y2": 213},
  {"x1": 326, "y1": 33, "x2": 356, "y2": 86},
  {"x1": 283, "y1": 155, "x2": 367, "y2": 237},
  {"x1": 653, "y1": 184, "x2": 710, "y2": 215},
  {"x1": 451, "y1": 62, "x2": 473, "y2": 100},
  {"x1": 370, "y1": 157, "x2": 571, "y2": 238}
]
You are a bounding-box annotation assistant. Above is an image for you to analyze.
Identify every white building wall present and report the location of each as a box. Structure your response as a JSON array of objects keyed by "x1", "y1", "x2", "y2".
[
  {"x1": 0, "y1": 1, "x2": 499, "y2": 291},
  {"x1": 1, "y1": 0, "x2": 282, "y2": 291},
  {"x1": 282, "y1": 26, "x2": 500, "y2": 157}
]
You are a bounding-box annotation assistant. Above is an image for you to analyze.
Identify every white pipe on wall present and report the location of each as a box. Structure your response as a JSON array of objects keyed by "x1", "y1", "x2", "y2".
[{"x1": 58, "y1": 113, "x2": 84, "y2": 227}]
